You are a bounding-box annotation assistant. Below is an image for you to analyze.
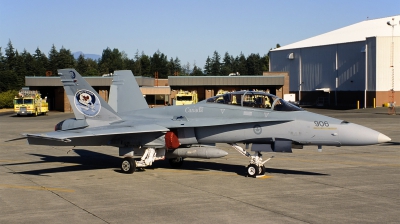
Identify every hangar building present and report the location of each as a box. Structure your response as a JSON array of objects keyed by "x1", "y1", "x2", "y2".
[
  {"x1": 25, "y1": 72, "x2": 288, "y2": 111},
  {"x1": 269, "y1": 15, "x2": 400, "y2": 108}
]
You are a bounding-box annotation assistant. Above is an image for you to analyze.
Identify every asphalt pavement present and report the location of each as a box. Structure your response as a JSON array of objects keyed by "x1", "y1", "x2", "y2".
[{"x1": 0, "y1": 109, "x2": 399, "y2": 223}]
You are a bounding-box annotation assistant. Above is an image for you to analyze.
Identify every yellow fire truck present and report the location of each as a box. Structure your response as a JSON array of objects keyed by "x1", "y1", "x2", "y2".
[
  {"x1": 14, "y1": 89, "x2": 49, "y2": 116},
  {"x1": 174, "y1": 90, "x2": 198, "y2": 105}
]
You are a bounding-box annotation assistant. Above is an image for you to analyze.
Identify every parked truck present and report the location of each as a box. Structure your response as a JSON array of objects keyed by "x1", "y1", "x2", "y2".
[
  {"x1": 14, "y1": 89, "x2": 48, "y2": 116},
  {"x1": 174, "y1": 90, "x2": 198, "y2": 105}
]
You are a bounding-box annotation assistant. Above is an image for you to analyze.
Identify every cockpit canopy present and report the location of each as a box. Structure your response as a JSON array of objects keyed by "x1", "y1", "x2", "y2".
[{"x1": 204, "y1": 91, "x2": 303, "y2": 111}]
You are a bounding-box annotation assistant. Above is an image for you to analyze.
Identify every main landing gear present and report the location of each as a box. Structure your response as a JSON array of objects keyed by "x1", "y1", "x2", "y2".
[
  {"x1": 121, "y1": 157, "x2": 136, "y2": 174},
  {"x1": 229, "y1": 143, "x2": 274, "y2": 178}
]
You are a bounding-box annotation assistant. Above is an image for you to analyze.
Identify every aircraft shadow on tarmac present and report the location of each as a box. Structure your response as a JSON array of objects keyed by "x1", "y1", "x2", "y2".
[
  {"x1": 381, "y1": 141, "x2": 400, "y2": 146},
  {"x1": 5, "y1": 149, "x2": 328, "y2": 177}
]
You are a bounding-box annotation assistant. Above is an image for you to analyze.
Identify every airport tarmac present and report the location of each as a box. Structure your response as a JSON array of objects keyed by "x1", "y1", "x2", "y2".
[{"x1": 0, "y1": 108, "x2": 399, "y2": 223}]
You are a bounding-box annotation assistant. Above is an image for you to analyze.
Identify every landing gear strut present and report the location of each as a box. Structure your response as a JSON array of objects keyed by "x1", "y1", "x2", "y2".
[{"x1": 229, "y1": 143, "x2": 273, "y2": 177}]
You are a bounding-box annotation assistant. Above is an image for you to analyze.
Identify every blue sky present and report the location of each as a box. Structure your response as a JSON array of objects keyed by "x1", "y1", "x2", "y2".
[{"x1": 1, "y1": 0, "x2": 399, "y2": 68}]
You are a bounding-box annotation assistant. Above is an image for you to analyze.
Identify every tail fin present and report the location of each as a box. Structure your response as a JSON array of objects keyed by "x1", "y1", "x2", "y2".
[
  {"x1": 58, "y1": 69, "x2": 122, "y2": 126},
  {"x1": 109, "y1": 70, "x2": 149, "y2": 113}
]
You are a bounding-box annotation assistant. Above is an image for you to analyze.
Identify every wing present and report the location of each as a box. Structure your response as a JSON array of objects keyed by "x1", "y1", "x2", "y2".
[{"x1": 24, "y1": 124, "x2": 169, "y2": 146}]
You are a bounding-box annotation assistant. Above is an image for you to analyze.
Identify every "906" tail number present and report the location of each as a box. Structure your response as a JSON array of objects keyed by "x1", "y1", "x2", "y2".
[{"x1": 314, "y1": 121, "x2": 329, "y2": 127}]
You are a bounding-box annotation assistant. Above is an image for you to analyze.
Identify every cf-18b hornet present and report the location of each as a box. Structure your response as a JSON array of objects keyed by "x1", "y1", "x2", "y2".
[{"x1": 20, "y1": 69, "x2": 391, "y2": 177}]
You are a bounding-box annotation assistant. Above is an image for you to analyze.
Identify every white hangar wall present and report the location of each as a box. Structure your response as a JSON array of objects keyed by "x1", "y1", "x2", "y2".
[
  {"x1": 269, "y1": 15, "x2": 400, "y2": 108},
  {"x1": 374, "y1": 36, "x2": 400, "y2": 91},
  {"x1": 270, "y1": 41, "x2": 366, "y2": 92}
]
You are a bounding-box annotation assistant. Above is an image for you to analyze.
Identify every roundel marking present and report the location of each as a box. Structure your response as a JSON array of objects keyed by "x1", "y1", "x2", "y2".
[
  {"x1": 74, "y1": 89, "x2": 101, "y2": 117},
  {"x1": 69, "y1": 71, "x2": 76, "y2": 79},
  {"x1": 253, "y1": 124, "x2": 262, "y2": 135}
]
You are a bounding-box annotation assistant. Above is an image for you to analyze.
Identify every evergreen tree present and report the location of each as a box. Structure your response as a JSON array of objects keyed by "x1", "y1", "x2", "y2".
[
  {"x1": 48, "y1": 44, "x2": 59, "y2": 75},
  {"x1": 210, "y1": 51, "x2": 221, "y2": 75},
  {"x1": 221, "y1": 52, "x2": 233, "y2": 75},
  {"x1": 246, "y1": 53, "x2": 261, "y2": 75},
  {"x1": 76, "y1": 54, "x2": 87, "y2": 75},
  {"x1": 85, "y1": 58, "x2": 99, "y2": 76},
  {"x1": 33, "y1": 48, "x2": 48, "y2": 76},
  {"x1": 140, "y1": 52, "x2": 151, "y2": 77},
  {"x1": 191, "y1": 64, "x2": 204, "y2": 76},
  {"x1": 21, "y1": 49, "x2": 36, "y2": 77},
  {"x1": 261, "y1": 54, "x2": 269, "y2": 72},
  {"x1": 0, "y1": 47, "x2": 5, "y2": 71},
  {"x1": 150, "y1": 50, "x2": 168, "y2": 78},
  {"x1": 58, "y1": 46, "x2": 75, "y2": 70},
  {"x1": 133, "y1": 50, "x2": 142, "y2": 76},
  {"x1": 5, "y1": 40, "x2": 16, "y2": 71},
  {"x1": 235, "y1": 52, "x2": 247, "y2": 75},
  {"x1": 204, "y1": 56, "x2": 212, "y2": 75}
]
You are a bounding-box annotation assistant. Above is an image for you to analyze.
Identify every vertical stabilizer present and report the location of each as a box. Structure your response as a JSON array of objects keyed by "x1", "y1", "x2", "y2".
[
  {"x1": 109, "y1": 70, "x2": 149, "y2": 113},
  {"x1": 58, "y1": 69, "x2": 122, "y2": 126}
]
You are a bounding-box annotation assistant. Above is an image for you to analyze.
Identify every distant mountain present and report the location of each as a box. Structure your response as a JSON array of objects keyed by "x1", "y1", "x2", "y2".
[{"x1": 73, "y1": 51, "x2": 101, "y2": 60}]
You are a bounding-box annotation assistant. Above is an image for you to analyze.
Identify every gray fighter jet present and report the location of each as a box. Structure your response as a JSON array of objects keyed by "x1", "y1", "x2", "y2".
[{"x1": 21, "y1": 69, "x2": 391, "y2": 177}]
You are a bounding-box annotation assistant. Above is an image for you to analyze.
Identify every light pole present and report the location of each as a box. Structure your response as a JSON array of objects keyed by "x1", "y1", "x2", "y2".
[{"x1": 387, "y1": 18, "x2": 397, "y2": 115}]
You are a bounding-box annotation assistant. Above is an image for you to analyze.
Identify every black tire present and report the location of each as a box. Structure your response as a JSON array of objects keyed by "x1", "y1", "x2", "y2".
[
  {"x1": 247, "y1": 164, "x2": 259, "y2": 177},
  {"x1": 259, "y1": 165, "x2": 266, "y2": 175},
  {"x1": 121, "y1": 157, "x2": 136, "y2": 174},
  {"x1": 169, "y1": 157, "x2": 184, "y2": 168}
]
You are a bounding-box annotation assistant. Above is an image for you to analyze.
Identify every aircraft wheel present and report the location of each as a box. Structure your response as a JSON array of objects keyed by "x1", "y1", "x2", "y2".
[
  {"x1": 121, "y1": 157, "x2": 136, "y2": 174},
  {"x1": 259, "y1": 165, "x2": 266, "y2": 175},
  {"x1": 169, "y1": 157, "x2": 184, "y2": 168},
  {"x1": 247, "y1": 164, "x2": 259, "y2": 177}
]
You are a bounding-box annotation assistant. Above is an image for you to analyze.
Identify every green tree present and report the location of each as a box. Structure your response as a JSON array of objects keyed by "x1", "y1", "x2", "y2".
[
  {"x1": 99, "y1": 47, "x2": 124, "y2": 74},
  {"x1": 210, "y1": 51, "x2": 221, "y2": 75},
  {"x1": 5, "y1": 40, "x2": 17, "y2": 71},
  {"x1": 167, "y1": 57, "x2": 181, "y2": 76},
  {"x1": 221, "y1": 52, "x2": 233, "y2": 75},
  {"x1": 204, "y1": 56, "x2": 212, "y2": 75},
  {"x1": 261, "y1": 54, "x2": 269, "y2": 72},
  {"x1": 21, "y1": 49, "x2": 36, "y2": 76},
  {"x1": 48, "y1": 44, "x2": 59, "y2": 75},
  {"x1": 0, "y1": 70, "x2": 19, "y2": 91},
  {"x1": 246, "y1": 53, "x2": 262, "y2": 75},
  {"x1": 76, "y1": 54, "x2": 87, "y2": 75},
  {"x1": 150, "y1": 50, "x2": 168, "y2": 78},
  {"x1": 0, "y1": 47, "x2": 5, "y2": 71},
  {"x1": 0, "y1": 90, "x2": 18, "y2": 108},
  {"x1": 235, "y1": 52, "x2": 247, "y2": 75},
  {"x1": 140, "y1": 52, "x2": 151, "y2": 77},
  {"x1": 58, "y1": 46, "x2": 75, "y2": 69},
  {"x1": 191, "y1": 64, "x2": 203, "y2": 76},
  {"x1": 33, "y1": 48, "x2": 48, "y2": 76}
]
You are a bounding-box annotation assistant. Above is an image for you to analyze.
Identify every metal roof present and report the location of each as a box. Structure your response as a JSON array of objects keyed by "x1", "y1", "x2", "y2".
[
  {"x1": 25, "y1": 76, "x2": 155, "y2": 87},
  {"x1": 271, "y1": 15, "x2": 400, "y2": 51},
  {"x1": 168, "y1": 76, "x2": 284, "y2": 86}
]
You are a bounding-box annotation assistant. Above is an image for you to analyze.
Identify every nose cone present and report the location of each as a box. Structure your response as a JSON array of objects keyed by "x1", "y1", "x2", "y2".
[
  {"x1": 378, "y1": 133, "x2": 391, "y2": 143},
  {"x1": 338, "y1": 123, "x2": 391, "y2": 146}
]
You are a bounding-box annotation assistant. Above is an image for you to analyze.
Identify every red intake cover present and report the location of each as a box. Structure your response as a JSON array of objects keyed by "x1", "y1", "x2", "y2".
[{"x1": 165, "y1": 131, "x2": 180, "y2": 149}]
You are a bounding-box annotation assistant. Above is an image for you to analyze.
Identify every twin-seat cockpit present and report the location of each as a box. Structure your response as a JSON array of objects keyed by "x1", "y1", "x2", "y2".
[{"x1": 204, "y1": 91, "x2": 303, "y2": 112}]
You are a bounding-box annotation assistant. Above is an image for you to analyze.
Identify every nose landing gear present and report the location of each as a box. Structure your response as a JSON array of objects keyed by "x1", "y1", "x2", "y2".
[{"x1": 229, "y1": 143, "x2": 274, "y2": 177}]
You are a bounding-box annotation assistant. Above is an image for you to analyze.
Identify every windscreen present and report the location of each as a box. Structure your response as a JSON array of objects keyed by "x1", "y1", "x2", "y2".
[
  {"x1": 24, "y1": 99, "x2": 34, "y2": 104},
  {"x1": 177, "y1": 96, "x2": 193, "y2": 101}
]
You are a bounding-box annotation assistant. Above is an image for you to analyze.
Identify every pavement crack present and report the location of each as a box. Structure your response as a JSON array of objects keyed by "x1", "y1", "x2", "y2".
[{"x1": 1, "y1": 164, "x2": 111, "y2": 224}]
